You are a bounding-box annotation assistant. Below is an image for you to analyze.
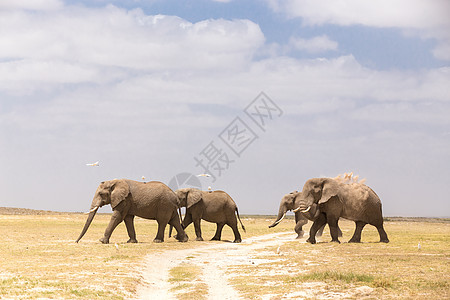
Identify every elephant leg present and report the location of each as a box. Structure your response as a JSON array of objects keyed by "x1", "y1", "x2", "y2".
[
  {"x1": 101, "y1": 210, "x2": 123, "y2": 244},
  {"x1": 193, "y1": 219, "x2": 203, "y2": 241},
  {"x1": 168, "y1": 213, "x2": 189, "y2": 242},
  {"x1": 307, "y1": 213, "x2": 327, "y2": 244},
  {"x1": 316, "y1": 224, "x2": 325, "y2": 237},
  {"x1": 154, "y1": 219, "x2": 168, "y2": 243},
  {"x1": 228, "y1": 220, "x2": 242, "y2": 243},
  {"x1": 294, "y1": 222, "x2": 304, "y2": 239},
  {"x1": 327, "y1": 216, "x2": 341, "y2": 243},
  {"x1": 294, "y1": 215, "x2": 307, "y2": 239},
  {"x1": 376, "y1": 224, "x2": 389, "y2": 243},
  {"x1": 316, "y1": 223, "x2": 342, "y2": 237},
  {"x1": 124, "y1": 215, "x2": 138, "y2": 243},
  {"x1": 349, "y1": 221, "x2": 366, "y2": 243},
  {"x1": 182, "y1": 213, "x2": 193, "y2": 229},
  {"x1": 211, "y1": 223, "x2": 225, "y2": 241}
]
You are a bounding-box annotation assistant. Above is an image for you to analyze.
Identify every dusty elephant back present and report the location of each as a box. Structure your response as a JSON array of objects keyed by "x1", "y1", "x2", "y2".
[{"x1": 338, "y1": 181, "x2": 383, "y2": 224}]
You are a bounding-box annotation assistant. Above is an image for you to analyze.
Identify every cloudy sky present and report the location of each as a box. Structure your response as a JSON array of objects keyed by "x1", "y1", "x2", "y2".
[{"x1": 1, "y1": 0, "x2": 449, "y2": 217}]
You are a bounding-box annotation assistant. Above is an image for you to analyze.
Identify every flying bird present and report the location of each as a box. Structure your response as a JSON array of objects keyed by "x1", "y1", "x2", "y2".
[
  {"x1": 86, "y1": 161, "x2": 99, "y2": 167},
  {"x1": 197, "y1": 174, "x2": 211, "y2": 177}
]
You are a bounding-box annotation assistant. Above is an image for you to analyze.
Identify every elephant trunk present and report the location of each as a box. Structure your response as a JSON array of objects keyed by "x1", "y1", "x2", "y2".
[
  {"x1": 269, "y1": 207, "x2": 287, "y2": 228},
  {"x1": 75, "y1": 206, "x2": 99, "y2": 243}
]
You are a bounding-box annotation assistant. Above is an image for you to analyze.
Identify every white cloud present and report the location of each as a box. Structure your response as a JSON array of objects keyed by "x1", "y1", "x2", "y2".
[
  {"x1": 289, "y1": 35, "x2": 338, "y2": 53},
  {"x1": 0, "y1": 5, "x2": 264, "y2": 80},
  {"x1": 0, "y1": 0, "x2": 62, "y2": 11},
  {"x1": 267, "y1": 0, "x2": 450, "y2": 61},
  {"x1": 268, "y1": 0, "x2": 450, "y2": 28}
]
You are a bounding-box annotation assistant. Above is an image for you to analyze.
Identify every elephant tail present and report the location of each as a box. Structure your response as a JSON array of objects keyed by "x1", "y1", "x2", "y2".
[{"x1": 235, "y1": 207, "x2": 246, "y2": 233}]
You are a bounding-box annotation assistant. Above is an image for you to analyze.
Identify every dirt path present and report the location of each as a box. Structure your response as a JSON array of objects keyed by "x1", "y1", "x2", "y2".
[{"x1": 136, "y1": 232, "x2": 295, "y2": 299}]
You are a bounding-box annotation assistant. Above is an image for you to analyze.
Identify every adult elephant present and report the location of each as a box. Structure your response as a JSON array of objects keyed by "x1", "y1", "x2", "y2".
[
  {"x1": 269, "y1": 191, "x2": 342, "y2": 239},
  {"x1": 76, "y1": 179, "x2": 188, "y2": 244},
  {"x1": 293, "y1": 177, "x2": 389, "y2": 244},
  {"x1": 174, "y1": 188, "x2": 246, "y2": 243}
]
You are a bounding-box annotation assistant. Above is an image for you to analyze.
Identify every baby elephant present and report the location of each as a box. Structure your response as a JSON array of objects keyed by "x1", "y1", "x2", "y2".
[{"x1": 175, "y1": 188, "x2": 246, "y2": 243}]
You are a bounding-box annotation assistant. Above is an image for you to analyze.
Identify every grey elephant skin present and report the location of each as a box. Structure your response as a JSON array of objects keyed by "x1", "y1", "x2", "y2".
[
  {"x1": 76, "y1": 179, "x2": 188, "y2": 244},
  {"x1": 295, "y1": 177, "x2": 389, "y2": 244},
  {"x1": 269, "y1": 191, "x2": 342, "y2": 239},
  {"x1": 174, "y1": 188, "x2": 246, "y2": 243}
]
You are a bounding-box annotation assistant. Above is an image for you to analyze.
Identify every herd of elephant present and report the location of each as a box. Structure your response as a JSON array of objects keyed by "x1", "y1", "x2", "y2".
[{"x1": 75, "y1": 175, "x2": 389, "y2": 245}]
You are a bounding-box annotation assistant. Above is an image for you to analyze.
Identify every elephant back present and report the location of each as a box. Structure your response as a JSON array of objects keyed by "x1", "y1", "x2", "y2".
[
  {"x1": 202, "y1": 190, "x2": 237, "y2": 209},
  {"x1": 340, "y1": 182, "x2": 383, "y2": 223},
  {"x1": 128, "y1": 180, "x2": 178, "y2": 209}
]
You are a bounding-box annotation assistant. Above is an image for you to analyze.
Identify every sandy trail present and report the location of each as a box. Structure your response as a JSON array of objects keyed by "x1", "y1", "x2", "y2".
[{"x1": 136, "y1": 232, "x2": 295, "y2": 299}]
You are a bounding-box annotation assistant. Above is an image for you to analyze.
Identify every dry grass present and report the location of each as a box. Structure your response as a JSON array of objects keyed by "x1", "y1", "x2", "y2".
[
  {"x1": 229, "y1": 219, "x2": 450, "y2": 299},
  {"x1": 169, "y1": 263, "x2": 207, "y2": 299},
  {"x1": 0, "y1": 211, "x2": 448, "y2": 299},
  {"x1": 0, "y1": 212, "x2": 290, "y2": 299}
]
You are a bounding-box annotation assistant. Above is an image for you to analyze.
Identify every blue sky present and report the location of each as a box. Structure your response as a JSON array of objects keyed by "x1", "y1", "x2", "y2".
[
  {"x1": 68, "y1": 0, "x2": 445, "y2": 69},
  {"x1": 0, "y1": 0, "x2": 449, "y2": 218}
]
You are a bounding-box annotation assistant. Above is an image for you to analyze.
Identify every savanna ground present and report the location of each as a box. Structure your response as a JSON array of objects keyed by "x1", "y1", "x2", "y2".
[{"x1": 0, "y1": 207, "x2": 449, "y2": 299}]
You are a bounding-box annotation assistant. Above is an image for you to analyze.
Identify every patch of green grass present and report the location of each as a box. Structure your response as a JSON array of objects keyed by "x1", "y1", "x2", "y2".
[
  {"x1": 296, "y1": 271, "x2": 376, "y2": 284},
  {"x1": 103, "y1": 254, "x2": 131, "y2": 262},
  {"x1": 169, "y1": 263, "x2": 201, "y2": 283},
  {"x1": 169, "y1": 263, "x2": 207, "y2": 300},
  {"x1": 69, "y1": 288, "x2": 123, "y2": 299}
]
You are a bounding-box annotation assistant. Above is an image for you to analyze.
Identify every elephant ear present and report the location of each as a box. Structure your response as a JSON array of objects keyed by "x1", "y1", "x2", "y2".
[
  {"x1": 318, "y1": 178, "x2": 339, "y2": 205},
  {"x1": 290, "y1": 192, "x2": 301, "y2": 206},
  {"x1": 110, "y1": 180, "x2": 130, "y2": 209},
  {"x1": 187, "y1": 189, "x2": 202, "y2": 209}
]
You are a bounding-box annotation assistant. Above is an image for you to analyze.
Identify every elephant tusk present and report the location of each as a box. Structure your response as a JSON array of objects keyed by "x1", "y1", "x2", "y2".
[
  {"x1": 85, "y1": 206, "x2": 99, "y2": 214},
  {"x1": 272, "y1": 212, "x2": 286, "y2": 226},
  {"x1": 300, "y1": 206, "x2": 311, "y2": 213},
  {"x1": 293, "y1": 206, "x2": 310, "y2": 213}
]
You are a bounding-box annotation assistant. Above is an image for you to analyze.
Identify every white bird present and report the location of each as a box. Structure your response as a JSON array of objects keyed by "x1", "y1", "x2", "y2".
[
  {"x1": 208, "y1": 186, "x2": 212, "y2": 192},
  {"x1": 141, "y1": 176, "x2": 146, "y2": 181},
  {"x1": 418, "y1": 242, "x2": 421, "y2": 250},
  {"x1": 86, "y1": 161, "x2": 99, "y2": 167},
  {"x1": 197, "y1": 174, "x2": 211, "y2": 177},
  {"x1": 115, "y1": 243, "x2": 119, "y2": 251},
  {"x1": 276, "y1": 246, "x2": 281, "y2": 255}
]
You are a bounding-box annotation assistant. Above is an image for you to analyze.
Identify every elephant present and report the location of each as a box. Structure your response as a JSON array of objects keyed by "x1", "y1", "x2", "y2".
[
  {"x1": 293, "y1": 177, "x2": 389, "y2": 244},
  {"x1": 75, "y1": 179, "x2": 188, "y2": 244},
  {"x1": 269, "y1": 191, "x2": 342, "y2": 239},
  {"x1": 173, "y1": 188, "x2": 246, "y2": 243}
]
